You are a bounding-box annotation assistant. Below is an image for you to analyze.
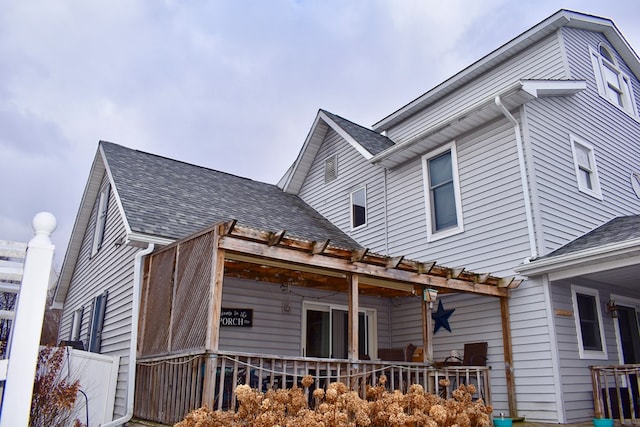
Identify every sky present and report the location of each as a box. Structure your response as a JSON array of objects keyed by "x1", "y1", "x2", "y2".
[{"x1": 1, "y1": 0, "x2": 639, "y2": 271}]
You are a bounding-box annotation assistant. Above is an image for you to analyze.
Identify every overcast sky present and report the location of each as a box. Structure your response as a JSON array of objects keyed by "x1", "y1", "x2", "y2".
[{"x1": 2, "y1": 0, "x2": 639, "y2": 270}]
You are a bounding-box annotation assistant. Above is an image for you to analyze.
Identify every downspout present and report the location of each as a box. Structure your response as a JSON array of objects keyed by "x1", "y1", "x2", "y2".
[
  {"x1": 383, "y1": 168, "x2": 389, "y2": 255},
  {"x1": 495, "y1": 96, "x2": 538, "y2": 259},
  {"x1": 101, "y1": 243, "x2": 155, "y2": 427}
]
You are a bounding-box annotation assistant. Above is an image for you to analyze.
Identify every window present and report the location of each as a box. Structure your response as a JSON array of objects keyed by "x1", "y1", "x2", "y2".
[
  {"x1": 92, "y1": 184, "x2": 110, "y2": 255},
  {"x1": 69, "y1": 307, "x2": 83, "y2": 342},
  {"x1": 88, "y1": 291, "x2": 108, "y2": 353},
  {"x1": 590, "y1": 45, "x2": 637, "y2": 117},
  {"x1": 350, "y1": 186, "x2": 367, "y2": 229},
  {"x1": 570, "y1": 135, "x2": 602, "y2": 199},
  {"x1": 421, "y1": 142, "x2": 463, "y2": 241},
  {"x1": 324, "y1": 155, "x2": 338, "y2": 183},
  {"x1": 302, "y1": 302, "x2": 376, "y2": 359},
  {"x1": 571, "y1": 285, "x2": 607, "y2": 359}
]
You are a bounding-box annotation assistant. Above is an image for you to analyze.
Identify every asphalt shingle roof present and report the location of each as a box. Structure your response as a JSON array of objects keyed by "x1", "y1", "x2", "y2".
[
  {"x1": 321, "y1": 110, "x2": 394, "y2": 155},
  {"x1": 101, "y1": 141, "x2": 359, "y2": 248},
  {"x1": 540, "y1": 215, "x2": 640, "y2": 259}
]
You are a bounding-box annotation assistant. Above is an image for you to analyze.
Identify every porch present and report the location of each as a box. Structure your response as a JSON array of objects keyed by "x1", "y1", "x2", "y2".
[
  {"x1": 134, "y1": 350, "x2": 491, "y2": 425},
  {"x1": 134, "y1": 220, "x2": 519, "y2": 425},
  {"x1": 591, "y1": 364, "x2": 640, "y2": 424}
]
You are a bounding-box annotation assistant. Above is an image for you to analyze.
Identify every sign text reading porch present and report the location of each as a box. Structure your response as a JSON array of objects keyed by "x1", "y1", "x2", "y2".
[{"x1": 220, "y1": 308, "x2": 253, "y2": 327}]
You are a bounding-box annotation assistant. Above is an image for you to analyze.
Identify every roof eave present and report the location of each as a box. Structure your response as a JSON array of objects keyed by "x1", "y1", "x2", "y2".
[
  {"x1": 372, "y1": 10, "x2": 635, "y2": 132},
  {"x1": 514, "y1": 238, "x2": 640, "y2": 278}
]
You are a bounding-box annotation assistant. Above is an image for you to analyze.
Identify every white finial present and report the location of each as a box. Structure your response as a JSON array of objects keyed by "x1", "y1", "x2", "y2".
[{"x1": 32, "y1": 212, "x2": 57, "y2": 241}]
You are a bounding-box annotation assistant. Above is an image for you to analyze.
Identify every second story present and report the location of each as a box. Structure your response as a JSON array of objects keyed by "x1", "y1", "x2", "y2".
[{"x1": 280, "y1": 10, "x2": 640, "y2": 277}]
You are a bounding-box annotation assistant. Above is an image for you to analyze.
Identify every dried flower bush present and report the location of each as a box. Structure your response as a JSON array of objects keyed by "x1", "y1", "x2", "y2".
[
  {"x1": 30, "y1": 346, "x2": 86, "y2": 427},
  {"x1": 174, "y1": 374, "x2": 493, "y2": 427}
]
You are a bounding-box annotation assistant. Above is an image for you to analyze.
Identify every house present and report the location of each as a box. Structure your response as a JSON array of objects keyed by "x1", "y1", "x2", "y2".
[{"x1": 53, "y1": 9, "x2": 640, "y2": 425}]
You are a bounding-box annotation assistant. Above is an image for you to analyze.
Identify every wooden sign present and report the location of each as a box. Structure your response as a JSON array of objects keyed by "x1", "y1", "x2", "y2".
[{"x1": 220, "y1": 308, "x2": 253, "y2": 327}]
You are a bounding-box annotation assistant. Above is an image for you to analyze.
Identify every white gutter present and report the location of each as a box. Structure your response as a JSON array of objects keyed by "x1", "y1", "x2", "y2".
[
  {"x1": 101, "y1": 243, "x2": 155, "y2": 427},
  {"x1": 495, "y1": 95, "x2": 538, "y2": 259}
]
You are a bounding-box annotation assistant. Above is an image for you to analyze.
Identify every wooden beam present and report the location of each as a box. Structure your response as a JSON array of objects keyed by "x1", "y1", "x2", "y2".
[
  {"x1": 351, "y1": 248, "x2": 368, "y2": 262},
  {"x1": 501, "y1": 296, "x2": 518, "y2": 418},
  {"x1": 451, "y1": 267, "x2": 465, "y2": 279},
  {"x1": 202, "y1": 223, "x2": 226, "y2": 408},
  {"x1": 477, "y1": 273, "x2": 491, "y2": 284},
  {"x1": 268, "y1": 230, "x2": 286, "y2": 246},
  {"x1": 219, "y1": 236, "x2": 508, "y2": 297},
  {"x1": 312, "y1": 240, "x2": 329, "y2": 254},
  {"x1": 348, "y1": 274, "x2": 359, "y2": 361},
  {"x1": 386, "y1": 256, "x2": 404, "y2": 269},
  {"x1": 222, "y1": 219, "x2": 237, "y2": 235},
  {"x1": 417, "y1": 261, "x2": 436, "y2": 274}
]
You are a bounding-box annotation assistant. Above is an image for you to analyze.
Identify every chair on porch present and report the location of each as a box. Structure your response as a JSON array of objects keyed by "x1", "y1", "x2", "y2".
[{"x1": 462, "y1": 342, "x2": 488, "y2": 366}]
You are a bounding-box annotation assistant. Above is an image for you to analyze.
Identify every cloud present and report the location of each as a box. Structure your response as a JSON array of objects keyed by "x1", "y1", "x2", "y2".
[{"x1": 0, "y1": 0, "x2": 639, "y2": 270}]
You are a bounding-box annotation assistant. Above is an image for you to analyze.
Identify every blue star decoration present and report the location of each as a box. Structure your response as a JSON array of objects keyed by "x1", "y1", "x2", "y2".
[{"x1": 432, "y1": 300, "x2": 455, "y2": 334}]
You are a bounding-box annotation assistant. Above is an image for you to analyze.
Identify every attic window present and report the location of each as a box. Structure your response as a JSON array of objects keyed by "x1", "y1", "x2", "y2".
[
  {"x1": 325, "y1": 155, "x2": 338, "y2": 183},
  {"x1": 590, "y1": 45, "x2": 637, "y2": 117}
]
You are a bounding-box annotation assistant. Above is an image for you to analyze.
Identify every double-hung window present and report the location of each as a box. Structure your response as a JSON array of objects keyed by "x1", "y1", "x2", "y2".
[
  {"x1": 570, "y1": 135, "x2": 602, "y2": 199},
  {"x1": 421, "y1": 142, "x2": 463, "y2": 241},
  {"x1": 571, "y1": 285, "x2": 607, "y2": 360},
  {"x1": 350, "y1": 186, "x2": 367, "y2": 229},
  {"x1": 590, "y1": 45, "x2": 638, "y2": 117}
]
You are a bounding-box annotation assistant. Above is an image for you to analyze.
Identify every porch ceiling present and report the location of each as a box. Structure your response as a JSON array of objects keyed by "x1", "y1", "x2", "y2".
[{"x1": 215, "y1": 220, "x2": 519, "y2": 298}]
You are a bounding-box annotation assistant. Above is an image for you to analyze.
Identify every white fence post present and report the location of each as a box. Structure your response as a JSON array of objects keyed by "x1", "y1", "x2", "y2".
[{"x1": 0, "y1": 212, "x2": 56, "y2": 427}]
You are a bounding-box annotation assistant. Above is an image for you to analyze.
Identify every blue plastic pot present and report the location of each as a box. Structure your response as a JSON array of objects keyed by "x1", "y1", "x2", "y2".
[
  {"x1": 592, "y1": 418, "x2": 613, "y2": 427},
  {"x1": 494, "y1": 418, "x2": 512, "y2": 427}
]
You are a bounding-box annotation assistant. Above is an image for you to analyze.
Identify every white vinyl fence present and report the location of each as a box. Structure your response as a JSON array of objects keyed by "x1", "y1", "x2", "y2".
[{"x1": 0, "y1": 213, "x2": 57, "y2": 427}]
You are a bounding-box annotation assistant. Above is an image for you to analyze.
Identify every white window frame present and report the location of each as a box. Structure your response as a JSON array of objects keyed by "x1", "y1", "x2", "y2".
[
  {"x1": 421, "y1": 141, "x2": 464, "y2": 241},
  {"x1": 571, "y1": 285, "x2": 608, "y2": 360},
  {"x1": 324, "y1": 154, "x2": 338, "y2": 184},
  {"x1": 570, "y1": 135, "x2": 603, "y2": 200},
  {"x1": 590, "y1": 45, "x2": 638, "y2": 118},
  {"x1": 70, "y1": 307, "x2": 84, "y2": 342},
  {"x1": 91, "y1": 183, "x2": 110, "y2": 256},
  {"x1": 301, "y1": 301, "x2": 377, "y2": 359},
  {"x1": 350, "y1": 186, "x2": 367, "y2": 230}
]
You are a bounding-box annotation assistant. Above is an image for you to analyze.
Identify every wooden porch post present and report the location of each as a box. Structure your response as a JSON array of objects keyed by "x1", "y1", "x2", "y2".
[
  {"x1": 202, "y1": 225, "x2": 226, "y2": 408},
  {"x1": 500, "y1": 295, "x2": 518, "y2": 417},
  {"x1": 422, "y1": 292, "x2": 434, "y2": 363},
  {"x1": 348, "y1": 273, "x2": 359, "y2": 360}
]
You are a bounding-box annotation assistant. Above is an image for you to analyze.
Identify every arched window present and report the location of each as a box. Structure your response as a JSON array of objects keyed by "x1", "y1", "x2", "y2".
[{"x1": 590, "y1": 44, "x2": 637, "y2": 116}]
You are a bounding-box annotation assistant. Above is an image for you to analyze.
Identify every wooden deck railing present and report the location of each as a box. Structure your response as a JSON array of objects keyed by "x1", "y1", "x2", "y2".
[
  {"x1": 591, "y1": 364, "x2": 640, "y2": 424},
  {"x1": 135, "y1": 350, "x2": 491, "y2": 425}
]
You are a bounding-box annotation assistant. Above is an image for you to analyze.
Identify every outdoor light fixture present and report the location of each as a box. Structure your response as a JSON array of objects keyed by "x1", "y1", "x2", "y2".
[
  {"x1": 424, "y1": 288, "x2": 438, "y2": 309},
  {"x1": 606, "y1": 299, "x2": 619, "y2": 318}
]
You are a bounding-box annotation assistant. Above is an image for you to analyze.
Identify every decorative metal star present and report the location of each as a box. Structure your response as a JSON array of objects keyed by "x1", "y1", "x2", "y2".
[{"x1": 431, "y1": 300, "x2": 455, "y2": 334}]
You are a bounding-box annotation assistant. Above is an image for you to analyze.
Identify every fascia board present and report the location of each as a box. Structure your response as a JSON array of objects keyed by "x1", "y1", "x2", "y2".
[
  {"x1": 281, "y1": 112, "x2": 325, "y2": 194},
  {"x1": 515, "y1": 238, "x2": 640, "y2": 277},
  {"x1": 126, "y1": 232, "x2": 174, "y2": 247},
  {"x1": 100, "y1": 143, "x2": 133, "y2": 237},
  {"x1": 369, "y1": 82, "x2": 526, "y2": 166},
  {"x1": 372, "y1": 10, "x2": 638, "y2": 131},
  {"x1": 372, "y1": 12, "x2": 572, "y2": 131},
  {"x1": 520, "y1": 80, "x2": 587, "y2": 97},
  {"x1": 53, "y1": 148, "x2": 106, "y2": 305},
  {"x1": 318, "y1": 110, "x2": 373, "y2": 160}
]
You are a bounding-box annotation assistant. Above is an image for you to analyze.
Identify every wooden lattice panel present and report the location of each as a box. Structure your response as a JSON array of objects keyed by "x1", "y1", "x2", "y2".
[
  {"x1": 171, "y1": 231, "x2": 213, "y2": 351},
  {"x1": 140, "y1": 247, "x2": 176, "y2": 356}
]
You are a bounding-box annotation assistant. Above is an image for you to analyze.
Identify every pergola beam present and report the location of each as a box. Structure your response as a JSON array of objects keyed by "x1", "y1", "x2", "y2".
[{"x1": 218, "y1": 234, "x2": 508, "y2": 297}]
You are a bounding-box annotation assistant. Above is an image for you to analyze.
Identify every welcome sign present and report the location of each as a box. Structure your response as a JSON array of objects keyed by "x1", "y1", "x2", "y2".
[{"x1": 220, "y1": 308, "x2": 253, "y2": 327}]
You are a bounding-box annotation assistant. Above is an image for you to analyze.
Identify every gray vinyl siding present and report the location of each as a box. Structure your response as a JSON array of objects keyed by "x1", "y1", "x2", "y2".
[
  {"x1": 385, "y1": 118, "x2": 532, "y2": 277},
  {"x1": 551, "y1": 277, "x2": 640, "y2": 422},
  {"x1": 385, "y1": 31, "x2": 566, "y2": 143},
  {"x1": 527, "y1": 27, "x2": 640, "y2": 256},
  {"x1": 219, "y1": 277, "x2": 391, "y2": 356},
  {"x1": 58, "y1": 174, "x2": 139, "y2": 419},
  {"x1": 298, "y1": 128, "x2": 388, "y2": 252}
]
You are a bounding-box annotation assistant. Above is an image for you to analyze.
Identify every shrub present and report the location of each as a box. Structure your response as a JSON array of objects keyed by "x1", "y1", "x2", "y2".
[
  {"x1": 30, "y1": 346, "x2": 86, "y2": 427},
  {"x1": 174, "y1": 375, "x2": 493, "y2": 427}
]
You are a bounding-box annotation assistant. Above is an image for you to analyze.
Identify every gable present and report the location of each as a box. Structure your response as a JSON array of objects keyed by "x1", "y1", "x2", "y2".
[{"x1": 280, "y1": 110, "x2": 393, "y2": 194}]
